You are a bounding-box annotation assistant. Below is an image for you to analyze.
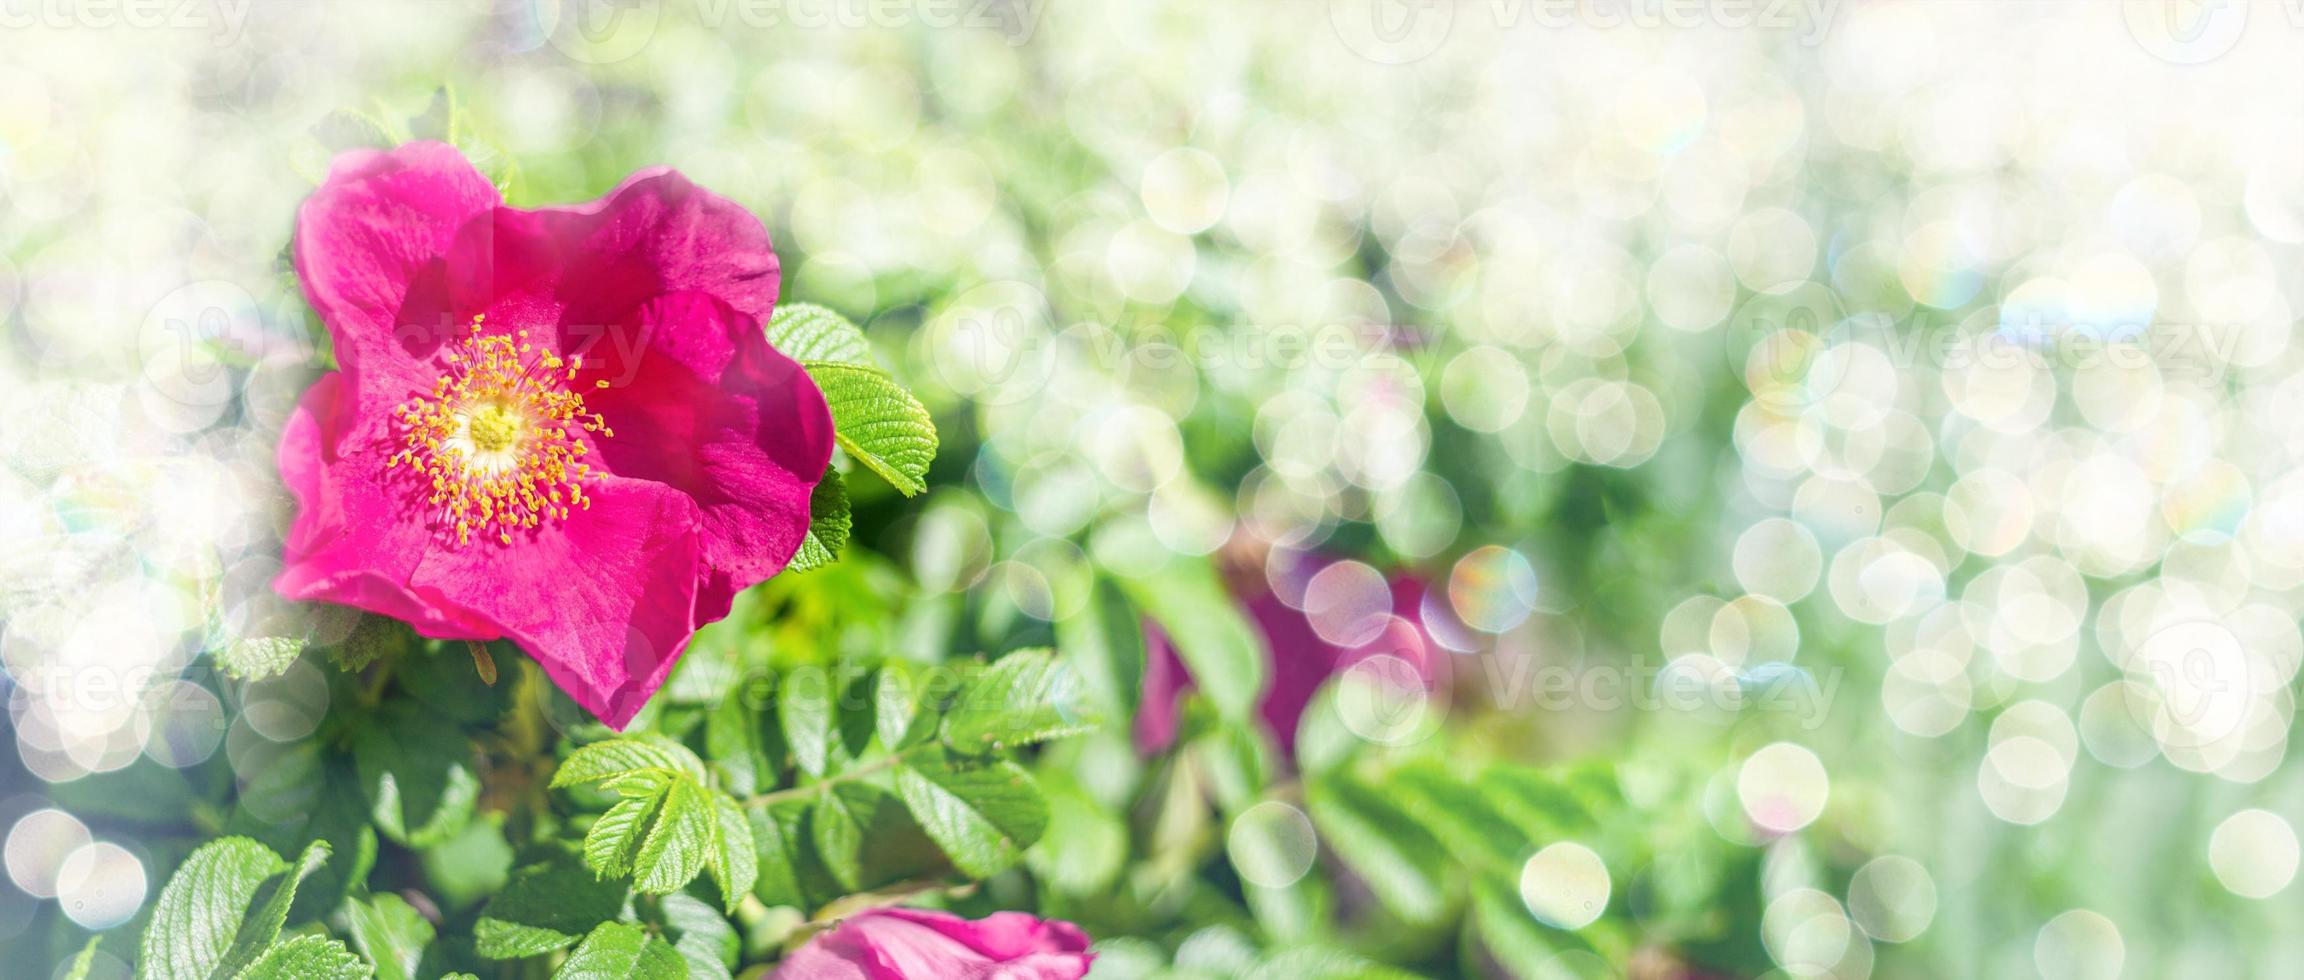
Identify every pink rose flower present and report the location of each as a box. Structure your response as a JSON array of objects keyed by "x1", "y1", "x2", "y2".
[
  {"x1": 773, "y1": 908, "x2": 1094, "y2": 980},
  {"x1": 275, "y1": 142, "x2": 832, "y2": 728}
]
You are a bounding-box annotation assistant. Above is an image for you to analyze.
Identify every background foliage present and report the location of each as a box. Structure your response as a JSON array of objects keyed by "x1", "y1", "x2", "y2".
[{"x1": 8, "y1": 2, "x2": 2304, "y2": 978}]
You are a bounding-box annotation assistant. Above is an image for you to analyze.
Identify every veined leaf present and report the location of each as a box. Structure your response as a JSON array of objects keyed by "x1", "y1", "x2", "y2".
[
  {"x1": 748, "y1": 801, "x2": 841, "y2": 912},
  {"x1": 231, "y1": 935, "x2": 373, "y2": 980},
  {"x1": 475, "y1": 853, "x2": 628, "y2": 960},
  {"x1": 893, "y1": 747, "x2": 1049, "y2": 879},
  {"x1": 136, "y1": 837, "x2": 286, "y2": 980},
  {"x1": 551, "y1": 738, "x2": 707, "y2": 788},
  {"x1": 61, "y1": 935, "x2": 101, "y2": 980},
  {"x1": 657, "y1": 892, "x2": 738, "y2": 980},
  {"x1": 764, "y1": 302, "x2": 873, "y2": 366},
  {"x1": 354, "y1": 705, "x2": 480, "y2": 848},
  {"x1": 808, "y1": 361, "x2": 937, "y2": 496},
  {"x1": 705, "y1": 791, "x2": 757, "y2": 913},
  {"x1": 552, "y1": 922, "x2": 685, "y2": 980},
  {"x1": 787, "y1": 465, "x2": 852, "y2": 573},
  {"x1": 211, "y1": 840, "x2": 332, "y2": 979},
  {"x1": 215, "y1": 636, "x2": 306, "y2": 682},
  {"x1": 629, "y1": 777, "x2": 715, "y2": 895},
  {"x1": 344, "y1": 893, "x2": 432, "y2": 980},
  {"x1": 941, "y1": 649, "x2": 1098, "y2": 754}
]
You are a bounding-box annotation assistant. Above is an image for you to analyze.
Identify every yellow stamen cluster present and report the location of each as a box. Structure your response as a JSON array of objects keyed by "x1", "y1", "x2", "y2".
[{"x1": 389, "y1": 315, "x2": 613, "y2": 545}]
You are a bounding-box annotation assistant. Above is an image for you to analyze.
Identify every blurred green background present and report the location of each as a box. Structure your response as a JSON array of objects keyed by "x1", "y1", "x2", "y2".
[{"x1": 7, "y1": 0, "x2": 2304, "y2": 977}]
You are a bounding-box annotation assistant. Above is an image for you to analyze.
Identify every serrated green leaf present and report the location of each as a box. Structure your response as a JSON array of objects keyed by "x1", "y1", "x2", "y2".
[
  {"x1": 810, "y1": 782, "x2": 876, "y2": 892},
  {"x1": 631, "y1": 777, "x2": 714, "y2": 895},
  {"x1": 1116, "y1": 560, "x2": 1266, "y2": 722},
  {"x1": 231, "y1": 935, "x2": 374, "y2": 980},
  {"x1": 1305, "y1": 773, "x2": 1455, "y2": 927},
  {"x1": 893, "y1": 747, "x2": 1049, "y2": 879},
  {"x1": 552, "y1": 738, "x2": 707, "y2": 788},
  {"x1": 941, "y1": 649, "x2": 1098, "y2": 754},
  {"x1": 1054, "y1": 577, "x2": 1145, "y2": 719},
  {"x1": 779, "y1": 668, "x2": 836, "y2": 778},
  {"x1": 582, "y1": 774, "x2": 669, "y2": 880},
  {"x1": 552, "y1": 922, "x2": 685, "y2": 980},
  {"x1": 211, "y1": 840, "x2": 332, "y2": 979},
  {"x1": 764, "y1": 302, "x2": 873, "y2": 365},
  {"x1": 311, "y1": 109, "x2": 394, "y2": 152},
  {"x1": 344, "y1": 893, "x2": 432, "y2": 980},
  {"x1": 137, "y1": 837, "x2": 289, "y2": 980},
  {"x1": 322, "y1": 615, "x2": 402, "y2": 673},
  {"x1": 705, "y1": 791, "x2": 756, "y2": 914},
  {"x1": 787, "y1": 465, "x2": 852, "y2": 573},
  {"x1": 475, "y1": 854, "x2": 629, "y2": 960},
  {"x1": 656, "y1": 892, "x2": 737, "y2": 980},
  {"x1": 748, "y1": 801, "x2": 838, "y2": 912},
  {"x1": 355, "y1": 706, "x2": 480, "y2": 848},
  {"x1": 216, "y1": 636, "x2": 307, "y2": 681},
  {"x1": 808, "y1": 361, "x2": 937, "y2": 496}
]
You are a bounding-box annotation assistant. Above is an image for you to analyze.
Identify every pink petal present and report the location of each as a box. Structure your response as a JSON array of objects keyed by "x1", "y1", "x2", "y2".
[
  {"x1": 294, "y1": 141, "x2": 500, "y2": 401},
  {"x1": 774, "y1": 909, "x2": 1093, "y2": 980},
  {"x1": 451, "y1": 167, "x2": 780, "y2": 352},
  {"x1": 580, "y1": 291, "x2": 833, "y2": 620},
  {"x1": 406, "y1": 474, "x2": 706, "y2": 729},
  {"x1": 273, "y1": 371, "x2": 496, "y2": 641}
]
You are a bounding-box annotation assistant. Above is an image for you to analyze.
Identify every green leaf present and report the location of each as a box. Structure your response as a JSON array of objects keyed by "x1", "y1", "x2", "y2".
[
  {"x1": 764, "y1": 302, "x2": 873, "y2": 365},
  {"x1": 137, "y1": 837, "x2": 288, "y2": 980},
  {"x1": 224, "y1": 757, "x2": 377, "y2": 924},
  {"x1": 61, "y1": 935, "x2": 100, "y2": 980},
  {"x1": 321, "y1": 615, "x2": 402, "y2": 673},
  {"x1": 355, "y1": 706, "x2": 480, "y2": 849},
  {"x1": 630, "y1": 777, "x2": 715, "y2": 895},
  {"x1": 1304, "y1": 773, "x2": 1455, "y2": 927},
  {"x1": 941, "y1": 649, "x2": 1098, "y2": 754},
  {"x1": 215, "y1": 636, "x2": 306, "y2": 681},
  {"x1": 787, "y1": 466, "x2": 852, "y2": 573},
  {"x1": 344, "y1": 893, "x2": 433, "y2": 980},
  {"x1": 1116, "y1": 560, "x2": 1266, "y2": 722},
  {"x1": 552, "y1": 738, "x2": 707, "y2": 788},
  {"x1": 570, "y1": 754, "x2": 723, "y2": 897},
  {"x1": 211, "y1": 840, "x2": 333, "y2": 979},
  {"x1": 1393, "y1": 763, "x2": 1528, "y2": 867},
  {"x1": 893, "y1": 747, "x2": 1049, "y2": 879},
  {"x1": 1054, "y1": 577, "x2": 1145, "y2": 719},
  {"x1": 779, "y1": 669, "x2": 837, "y2": 778},
  {"x1": 231, "y1": 935, "x2": 374, "y2": 980},
  {"x1": 656, "y1": 893, "x2": 738, "y2": 980},
  {"x1": 748, "y1": 801, "x2": 838, "y2": 912},
  {"x1": 415, "y1": 811, "x2": 512, "y2": 912},
  {"x1": 807, "y1": 361, "x2": 937, "y2": 496},
  {"x1": 874, "y1": 660, "x2": 924, "y2": 749},
  {"x1": 475, "y1": 853, "x2": 629, "y2": 959},
  {"x1": 705, "y1": 791, "x2": 757, "y2": 914},
  {"x1": 704, "y1": 693, "x2": 770, "y2": 798},
  {"x1": 810, "y1": 782, "x2": 882, "y2": 892},
  {"x1": 552, "y1": 922, "x2": 685, "y2": 980}
]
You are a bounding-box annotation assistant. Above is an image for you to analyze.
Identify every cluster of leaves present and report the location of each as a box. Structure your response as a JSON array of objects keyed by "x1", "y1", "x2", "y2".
[{"x1": 103, "y1": 643, "x2": 1095, "y2": 978}]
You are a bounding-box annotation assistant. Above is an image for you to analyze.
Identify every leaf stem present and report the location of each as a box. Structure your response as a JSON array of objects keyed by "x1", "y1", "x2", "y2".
[{"x1": 742, "y1": 744, "x2": 927, "y2": 809}]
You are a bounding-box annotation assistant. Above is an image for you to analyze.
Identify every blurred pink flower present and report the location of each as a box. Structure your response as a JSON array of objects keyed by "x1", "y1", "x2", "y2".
[
  {"x1": 275, "y1": 142, "x2": 832, "y2": 728},
  {"x1": 1137, "y1": 569, "x2": 1444, "y2": 755},
  {"x1": 773, "y1": 908, "x2": 1094, "y2": 980}
]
